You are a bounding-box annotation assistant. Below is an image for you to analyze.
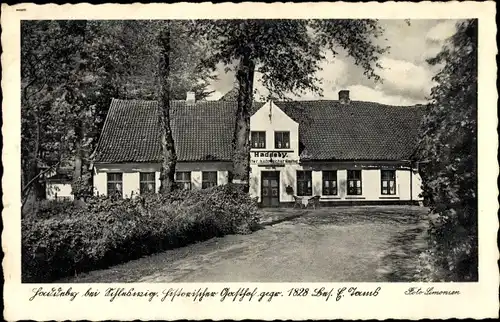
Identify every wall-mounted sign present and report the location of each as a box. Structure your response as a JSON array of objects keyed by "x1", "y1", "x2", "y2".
[
  {"x1": 251, "y1": 159, "x2": 299, "y2": 166},
  {"x1": 252, "y1": 150, "x2": 293, "y2": 158}
]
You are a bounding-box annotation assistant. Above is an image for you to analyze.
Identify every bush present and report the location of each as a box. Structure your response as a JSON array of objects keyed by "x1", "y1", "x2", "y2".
[
  {"x1": 71, "y1": 171, "x2": 93, "y2": 200},
  {"x1": 34, "y1": 199, "x2": 77, "y2": 219},
  {"x1": 22, "y1": 184, "x2": 260, "y2": 282},
  {"x1": 415, "y1": 21, "x2": 478, "y2": 282},
  {"x1": 418, "y1": 208, "x2": 477, "y2": 281}
]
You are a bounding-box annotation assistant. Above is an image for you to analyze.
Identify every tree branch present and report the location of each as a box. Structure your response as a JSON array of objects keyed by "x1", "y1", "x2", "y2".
[{"x1": 22, "y1": 160, "x2": 61, "y2": 197}]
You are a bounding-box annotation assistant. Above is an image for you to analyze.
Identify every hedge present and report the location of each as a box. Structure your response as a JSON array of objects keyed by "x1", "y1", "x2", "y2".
[{"x1": 22, "y1": 184, "x2": 260, "y2": 282}]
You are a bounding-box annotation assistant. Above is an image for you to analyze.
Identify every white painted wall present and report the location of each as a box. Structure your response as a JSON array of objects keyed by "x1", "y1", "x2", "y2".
[
  {"x1": 412, "y1": 170, "x2": 424, "y2": 200},
  {"x1": 249, "y1": 101, "x2": 300, "y2": 203},
  {"x1": 46, "y1": 183, "x2": 74, "y2": 200},
  {"x1": 123, "y1": 172, "x2": 139, "y2": 198},
  {"x1": 250, "y1": 101, "x2": 300, "y2": 156},
  {"x1": 247, "y1": 101, "x2": 423, "y2": 203},
  {"x1": 155, "y1": 172, "x2": 161, "y2": 193},
  {"x1": 311, "y1": 171, "x2": 322, "y2": 196},
  {"x1": 218, "y1": 171, "x2": 229, "y2": 185},
  {"x1": 359, "y1": 169, "x2": 376, "y2": 200},
  {"x1": 249, "y1": 167, "x2": 260, "y2": 199},
  {"x1": 93, "y1": 162, "x2": 230, "y2": 197},
  {"x1": 94, "y1": 171, "x2": 107, "y2": 196},
  {"x1": 249, "y1": 164, "x2": 423, "y2": 203},
  {"x1": 337, "y1": 169, "x2": 347, "y2": 198},
  {"x1": 250, "y1": 161, "x2": 303, "y2": 203},
  {"x1": 92, "y1": 162, "x2": 422, "y2": 202},
  {"x1": 397, "y1": 170, "x2": 410, "y2": 200},
  {"x1": 191, "y1": 171, "x2": 202, "y2": 189},
  {"x1": 93, "y1": 163, "x2": 160, "y2": 198}
]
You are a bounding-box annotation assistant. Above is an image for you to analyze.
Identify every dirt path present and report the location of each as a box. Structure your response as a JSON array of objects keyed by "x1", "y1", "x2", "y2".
[{"x1": 62, "y1": 206, "x2": 428, "y2": 283}]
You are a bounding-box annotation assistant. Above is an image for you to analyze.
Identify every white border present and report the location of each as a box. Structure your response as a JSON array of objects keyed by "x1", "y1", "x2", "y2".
[{"x1": 2, "y1": 2, "x2": 498, "y2": 320}]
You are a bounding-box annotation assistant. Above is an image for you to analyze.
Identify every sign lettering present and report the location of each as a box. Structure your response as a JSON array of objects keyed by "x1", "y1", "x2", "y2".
[
  {"x1": 253, "y1": 151, "x2": 289, "y2": 158},
  {"x1": 251, "y1": 159, "x2": 299, "y2": 165}
]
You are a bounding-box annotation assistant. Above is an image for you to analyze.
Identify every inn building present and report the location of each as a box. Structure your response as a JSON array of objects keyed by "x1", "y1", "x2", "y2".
[{"x1": 91, "y1": 90, "x2": 425, "y2": 206}]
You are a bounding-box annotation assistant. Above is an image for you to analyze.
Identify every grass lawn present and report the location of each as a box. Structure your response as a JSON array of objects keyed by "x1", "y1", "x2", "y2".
[{"x1": 61, "y1": 205, "x2": 430, "y2": 283}]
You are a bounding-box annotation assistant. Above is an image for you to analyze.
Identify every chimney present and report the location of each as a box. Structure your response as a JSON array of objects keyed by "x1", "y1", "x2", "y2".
[
  {"x1": 186, "y1": 91, "x2": 196, "y2": 104},
  {"x1": 338, "y1": 90, "x2": 350, "y2": 104}
]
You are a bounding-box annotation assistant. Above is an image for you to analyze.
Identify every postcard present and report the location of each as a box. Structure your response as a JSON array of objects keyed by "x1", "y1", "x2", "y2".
[{"x1": 2, "y1": 2, "x2": 498, "y2": 320}]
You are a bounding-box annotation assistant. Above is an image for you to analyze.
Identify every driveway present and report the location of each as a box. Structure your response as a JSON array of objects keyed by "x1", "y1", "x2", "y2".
[{"x1": 62, "y1": 206, "x2": 429, "y2": 283}]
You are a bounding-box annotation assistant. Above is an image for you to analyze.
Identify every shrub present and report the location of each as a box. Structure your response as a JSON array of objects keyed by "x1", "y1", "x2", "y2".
[
  {"x1": 71, "y1": 171, "x2": 93, "y2": 200},
  {"x1": 28, "y1": 199, "x2": 77, "y2": 219},
  {"x1": 415, "y1": 21, "x2": 478, "y2": 282},
  {"x1": 421, "y1": 208, "x2": 477, "y2": 281},
  {"x1": 22, "y1": 184, "x2": 260, "y2": 282}
]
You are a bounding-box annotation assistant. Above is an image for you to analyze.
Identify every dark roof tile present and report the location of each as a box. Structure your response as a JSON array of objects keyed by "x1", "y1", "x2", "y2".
[
  {"x1": 276, "y1": 100, "x2": 425, "y2": 160},
  {"x1": 93, "y1": 98, "x2": 424, "y2": 163}
]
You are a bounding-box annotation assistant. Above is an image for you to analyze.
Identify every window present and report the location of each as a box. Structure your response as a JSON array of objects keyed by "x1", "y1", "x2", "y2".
[
  {"x1": 297, "y1": 170, "x2": 312, "y2": 196},
  {"x1": 347, "y1": 170, "x2": 362, "y2": 195},
  {"x1": 107, "y1": 173, "x2": 123, "y2": 197},
  {"x1": 251, "y1": 131, "x2": 266, "y2": 148},
  {"x1": 381, "y1": 170, "x2": 396, "y2": 195},
  {"x1": 322, "y1": 171, "x2": 338, "y2": 195},
  {"x1": 202, "y1": 171, "x2": 218, "y2": 189},
  {"x1": 274, "y1": 131, "x2": 290, "y2": 149},
  {"x1": 140, "y1": 172, "x2": 156, "y2": 194},
  {"x1": 175, "y1": 172, "x2": 191, "y2": 190}
]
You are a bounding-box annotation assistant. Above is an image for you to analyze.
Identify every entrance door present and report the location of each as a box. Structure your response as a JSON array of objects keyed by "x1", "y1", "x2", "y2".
[{"x1": 261, "y1": 171, "x2": 280, "y2": 207}]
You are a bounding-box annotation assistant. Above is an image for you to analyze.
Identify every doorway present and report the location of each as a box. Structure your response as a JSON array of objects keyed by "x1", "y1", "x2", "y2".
[{"x1": 261, "y1": 171, "x2": 280, "y2": 207}]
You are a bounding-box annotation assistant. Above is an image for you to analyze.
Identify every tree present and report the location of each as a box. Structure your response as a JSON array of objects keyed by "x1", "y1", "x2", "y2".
[
  {"x1": 416, "y1": 20, "x2": 478, "y2": 281},
  {"x1": 157, "y1": 23, "x2": 177, "y2": 193},
  {"x1": 21, "y1": 21, "x2": 133, "y2": 203},
  {"x1": 21, "y1": 20, "x2": 216, "y2": 202},
  {"x1": 155, "y1": 20, "x2": 217, "y2": 192},
  {"x1": 63, "y1": 21, "x2": 134, "y2": 200},
  {"x1": 21, "y1": 20, "x2": 89, "y2": 206},
  {"x1": 197, "y1": 19, "x2": 387, "y2": 191},
  {"x1": 117, "y1": 21, "x2": 215, "y2": 101}
]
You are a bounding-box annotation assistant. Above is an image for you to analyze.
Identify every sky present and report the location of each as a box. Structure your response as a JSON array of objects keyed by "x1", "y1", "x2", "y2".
[{"x1": 205, "y1": 19, "x2": 459, "y2": 106}]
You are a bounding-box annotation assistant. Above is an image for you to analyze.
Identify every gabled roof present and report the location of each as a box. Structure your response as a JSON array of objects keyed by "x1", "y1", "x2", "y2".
[
  {"x1": 275, "y1": 100, "x2": 426, "y2": 160},
  {"x1": 44, "y1": 167, "x2": 73, "y2": 182},
  {"x1": 93, "y1": 98, "x2": 424, "y2": 163},
  {"x1": 219, "y1": 87, "x2": 239, "y2": 101},
  {"x1": 93, "y1": 99, "x2": 261, "y2": 163},
  {"x1": 93, "y1": 99, "x2": 161, "y2": 163}
]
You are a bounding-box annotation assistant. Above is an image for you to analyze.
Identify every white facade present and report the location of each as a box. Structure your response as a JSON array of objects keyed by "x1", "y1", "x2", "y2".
[
  {"x1": 248, "y1": 101, "x2": 423, "y2": 205},
  {"x1": 46, "y1": 182, "x2": 74, "y2": 200},
  {"x1": 92, "y1": 100, "x2": 423, "y2": 205},
  {"x1": 93, "y1": 162, "x2": 230, "y2": 198},
  {"x1": 249, "y1": 166, "x2": 423, "y2": 204},
  {"x1": 44, "y1": 168, "x2": 74, "y2": 200}
]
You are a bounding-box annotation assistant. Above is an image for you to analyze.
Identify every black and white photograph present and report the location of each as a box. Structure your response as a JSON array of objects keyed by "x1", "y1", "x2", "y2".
[
  {"x1": 2, "y1": 2, "x2": 498, "y2": 320},
  {"x1": 20, "y1": 17, "x2": 479, "y2": 283}
]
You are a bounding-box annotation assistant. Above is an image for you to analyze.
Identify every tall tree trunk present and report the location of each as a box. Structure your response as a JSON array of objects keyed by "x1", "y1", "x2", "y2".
[
  {"x1": 232, "y1": 53, "x2": 255, "y2": 192},
  {"x1": 22, "y1": 158, "x2": 43, "y2": 212},
  {"x1": 72, "y1": 119, "x2": 84, "y2": 200},
  {"x1": 24, "y1": 112, "x2": 45, "y2": 206},
  {"x1": 30, "y1": 160, "x2": 44, "y2": 199},
  {"x1": 71, "y1": 22, "x2": 88, "y2": 201},
  {"x1": 158, "y1": 23, "x2": 177, "y2": 194},
  {"x1": 21, "y1": 96, "x2": 44, "y2": 209}
]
